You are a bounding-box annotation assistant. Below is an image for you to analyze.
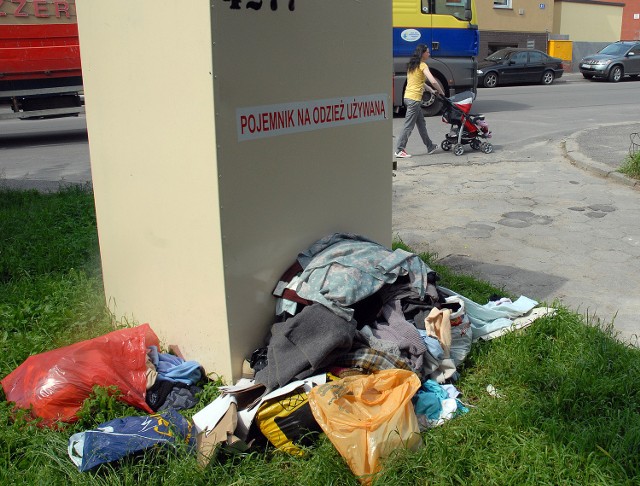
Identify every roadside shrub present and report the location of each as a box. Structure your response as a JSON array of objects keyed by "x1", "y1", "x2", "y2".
[{"x1": 619, "y1": 149, "x2": 640, "y2": 179}]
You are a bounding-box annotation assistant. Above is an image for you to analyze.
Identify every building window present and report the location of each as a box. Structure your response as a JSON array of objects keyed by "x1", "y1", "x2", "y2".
[{"x1": 494, "y1": 0, "x2": 512, "y2": 8}]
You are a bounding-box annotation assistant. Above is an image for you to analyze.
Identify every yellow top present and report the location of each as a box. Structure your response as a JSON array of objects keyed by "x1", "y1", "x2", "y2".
[{"x1": 404, "y1": 62, "x2": 426, "y2": 102}]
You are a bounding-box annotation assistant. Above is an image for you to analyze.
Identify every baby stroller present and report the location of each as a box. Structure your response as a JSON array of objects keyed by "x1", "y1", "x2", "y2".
[{"x1": 439, "y1": 91, "x2": 492, "y2": 156}]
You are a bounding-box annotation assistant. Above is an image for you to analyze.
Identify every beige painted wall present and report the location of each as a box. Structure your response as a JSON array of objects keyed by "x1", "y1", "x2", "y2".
[
  {"x1": 76, "y1": 0, "x2": 392, "y2": 383},
  {"x1": 554, "y1": 2, "x2": 623, "y2": 41},
  {"x1": 477, "y1": 0, "x2": 553, "y2": 32}
]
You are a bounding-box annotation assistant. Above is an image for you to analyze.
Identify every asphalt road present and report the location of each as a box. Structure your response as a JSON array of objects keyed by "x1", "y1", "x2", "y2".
[{"x1": 0, "y1": 108, "x2": 90, "y2": 190}]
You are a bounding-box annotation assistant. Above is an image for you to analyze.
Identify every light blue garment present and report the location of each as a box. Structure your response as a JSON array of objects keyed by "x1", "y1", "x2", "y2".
[
  {"x1": 455, "y1": 399, "x2": 469, "y2": 415},
  {"x1": 152, "y1": 351, "x2": 202, "y2": 385},
  {"x1": 484, "y1": 296, "x2": 539, "y2": 315},
  {"x1": 414, "y1": 380, "x2": 449, "y2": 419},
  {"x1": 440, "y1": 287, "x2": 538, "y2": 342},
  {"x1": 156, "y1": 353, "x2": 183, "y2": 373},
  {"x1": 417, "y1": 330, "x2": 445, "y2": 361},
  {"x1": 158, "y1": 360, "x2": 201, "y2": 385},
  {"x1": 414, "y1": 380, "x2": 469, "y2": 428},
  {"x1": 293, "y1": 233, "x2": 435, "y2": 321}
]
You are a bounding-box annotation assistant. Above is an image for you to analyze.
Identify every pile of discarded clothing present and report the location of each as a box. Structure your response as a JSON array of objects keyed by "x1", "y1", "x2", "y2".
[
  {"x1": 144, "y1": 345, "x2": 203, "y2": 412},
  {"x1": 1, "y1": 233, "x2": 551, "y2": 483},
  {"x1": 254, "y1": 233, "x2": 544, "y2": 388},
  {"x1": 194, "y1": 233, "x2": 552, "y2": 483}
]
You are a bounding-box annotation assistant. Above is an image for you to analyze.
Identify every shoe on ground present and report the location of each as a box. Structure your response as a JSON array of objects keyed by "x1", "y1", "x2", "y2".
[
  {"x1": 394, "y1": 149, "x2": 411, "y2": 158},
  {"x1": 427, "y1": 144, "x2": 438, "y2": 154}
]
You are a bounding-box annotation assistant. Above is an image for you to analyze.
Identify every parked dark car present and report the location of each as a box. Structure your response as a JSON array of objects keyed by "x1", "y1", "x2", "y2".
[
  {"x1": 477, "y1": 48, "x2": 564, "y2": 88},
  {"x1": 579, "y1": 41, "x2": 640, "y2": 82}
]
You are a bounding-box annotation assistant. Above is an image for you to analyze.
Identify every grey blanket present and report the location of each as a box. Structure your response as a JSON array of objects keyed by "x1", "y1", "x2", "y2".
[{"x1": 255, "y1": 304, "x2": 356, "y2": 391}]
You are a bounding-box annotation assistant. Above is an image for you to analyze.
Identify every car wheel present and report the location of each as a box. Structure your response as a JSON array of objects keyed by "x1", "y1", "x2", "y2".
[
  {"x1": 483, "y1": 72, "x2": 498, "y2": 88},
  {"x1": 582, "y1": 73, "x2": 594, "y2": 80},
  {"x1": 542, "y1": 70, "x2": 555, "y2": 85},
  {"x1": 608, "y1": 65, "x2": 623, "y2": 82}
]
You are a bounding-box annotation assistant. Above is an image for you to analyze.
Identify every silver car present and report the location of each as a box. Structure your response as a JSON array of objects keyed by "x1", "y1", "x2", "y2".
[{"x1": 579, "y1": 41, "x2": 640, "y2": 82}]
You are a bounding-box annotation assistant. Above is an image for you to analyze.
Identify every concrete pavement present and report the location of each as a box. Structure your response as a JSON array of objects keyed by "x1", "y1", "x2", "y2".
[{"x1": 392, "y1": 121, "x2": 640, "y2": 345}]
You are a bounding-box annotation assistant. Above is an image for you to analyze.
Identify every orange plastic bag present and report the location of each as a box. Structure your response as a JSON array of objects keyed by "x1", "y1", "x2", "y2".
[
  {"x1": 308, "y1": 369, "x2": 422, "y2": 484},
  {"x1": 1, "y1": 324, "x2": 159, "y2": 426}
]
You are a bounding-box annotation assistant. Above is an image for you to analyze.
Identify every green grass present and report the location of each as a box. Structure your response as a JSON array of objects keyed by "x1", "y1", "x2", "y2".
[
  {"x1": 619, "y1": 149, "x2": 640, "y2": 180},
  {"x1": 1, "y1": 187, "x2": 639, "y2": 485}
]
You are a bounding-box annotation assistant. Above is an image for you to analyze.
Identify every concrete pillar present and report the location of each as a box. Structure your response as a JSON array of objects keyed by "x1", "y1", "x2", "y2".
[{"x1": 76, "y1": 0, "x2": 392, "y2": 383}]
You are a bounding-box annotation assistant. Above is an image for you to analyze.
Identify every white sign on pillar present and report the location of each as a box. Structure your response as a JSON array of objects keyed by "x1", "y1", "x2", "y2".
[{"x1": 76, "y1": 0, "x2": 392, "y2": 383}]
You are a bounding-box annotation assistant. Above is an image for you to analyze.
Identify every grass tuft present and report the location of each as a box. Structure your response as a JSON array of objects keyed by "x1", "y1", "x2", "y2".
[{"x1": 619, "y1": 148, "x2": 640, "y2": 179}]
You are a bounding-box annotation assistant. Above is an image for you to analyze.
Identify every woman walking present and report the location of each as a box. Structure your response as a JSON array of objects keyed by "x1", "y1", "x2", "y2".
[{"x1": 395, "y1": 44, "x2": 445, "y2": 158}]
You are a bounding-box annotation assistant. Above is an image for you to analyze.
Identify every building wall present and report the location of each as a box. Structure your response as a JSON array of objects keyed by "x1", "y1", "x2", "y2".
[
  {"x1": 477, "y1": 0, "x2": 554, "y2": 31},
  {"x1": 479, "y1": 31, "x2": 549, "y2": 59},
  {"x1": 476, "y1": 0, "x2": 553, "y2": 61},
  {"x1": 621, "y1": 0, "x2": 640, "y2": 40},
  {"x1": 554, "y1": 1, "x2": 623, "y2": 42}
]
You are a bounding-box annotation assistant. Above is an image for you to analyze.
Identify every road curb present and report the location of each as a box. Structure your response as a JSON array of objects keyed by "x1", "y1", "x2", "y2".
[{"x1": 563, "y1": 127, "x2": 639, "y2": 190}]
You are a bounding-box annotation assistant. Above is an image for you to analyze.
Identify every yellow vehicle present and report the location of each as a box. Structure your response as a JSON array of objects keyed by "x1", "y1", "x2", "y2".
[{"x1": 393, "y1": 0, "x2": 479, "y2": 116}]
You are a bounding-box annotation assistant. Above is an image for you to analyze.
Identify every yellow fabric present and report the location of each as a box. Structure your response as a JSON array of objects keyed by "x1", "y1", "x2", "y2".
[{"x1": 404, "y1": 61, "x2": 427, "y2": 102}]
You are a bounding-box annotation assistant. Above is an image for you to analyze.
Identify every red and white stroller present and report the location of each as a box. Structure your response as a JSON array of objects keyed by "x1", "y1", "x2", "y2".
[{"x1": 439, "y1": 91, "x2": 492, "y2": 156}]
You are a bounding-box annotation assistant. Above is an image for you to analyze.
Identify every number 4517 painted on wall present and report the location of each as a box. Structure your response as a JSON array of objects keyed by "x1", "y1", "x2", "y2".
[{"x1": 224, "y1": 0, "x2": 295, "y2": 11}]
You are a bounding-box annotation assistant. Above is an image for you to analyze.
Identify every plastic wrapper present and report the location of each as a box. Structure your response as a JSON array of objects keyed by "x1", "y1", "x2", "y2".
[
  {"x1": 256, "y1": 386, "x2": 322, "y2": 456},
  {"x1": 68, "y1": 408, "x2": 195, "y2": 471},
  {"x1": 308, "y1": 369, "x2": 422, "y2": 484},
  {"x1": 1, "y1": 323, "x2": 160, "y2": 426}
]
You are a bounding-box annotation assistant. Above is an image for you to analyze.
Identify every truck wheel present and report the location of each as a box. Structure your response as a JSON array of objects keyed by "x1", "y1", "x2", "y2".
[
  {"x1": 608, "y1": 65, "x2": 623, "y2": 82},
  {"x1": 483, "y1": 72, "x2": 498, "y2": 88},
  {"x1": 420, "y1": 91, "x2": 443, "y2": 117}
]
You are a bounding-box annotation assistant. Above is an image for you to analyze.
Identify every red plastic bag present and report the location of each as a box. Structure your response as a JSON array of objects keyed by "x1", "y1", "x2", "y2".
[
  {"x1": 308, "y1": 369, "x2": 422, "y2": 484},
  {"x1": 1, "y1": 324, "x2": 160, "y2": 426}
]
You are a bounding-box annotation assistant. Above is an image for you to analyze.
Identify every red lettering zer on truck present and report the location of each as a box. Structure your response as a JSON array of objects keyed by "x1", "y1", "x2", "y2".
[{"x1": 0, "y1": 0, "x2": 82, "y2": 119}]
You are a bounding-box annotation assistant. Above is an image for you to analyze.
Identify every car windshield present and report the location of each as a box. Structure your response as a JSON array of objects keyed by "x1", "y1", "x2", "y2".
[
  {"x1": 486, "y1": 49, "x2": 511, "y2": 61},
  {"x1": 599, "y1": 44, "x2": 630, "y2": 56}
]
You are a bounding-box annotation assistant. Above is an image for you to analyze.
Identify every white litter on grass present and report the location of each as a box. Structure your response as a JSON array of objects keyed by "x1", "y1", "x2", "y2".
[{"x1": 486, "y1": 384, "x2": 504, "y2": 398}]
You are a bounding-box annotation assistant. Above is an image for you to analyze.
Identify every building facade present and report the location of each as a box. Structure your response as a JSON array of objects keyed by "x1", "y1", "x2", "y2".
[
  {"x1": 620, "y1": 0, "x2": 640, "y2": 40},
  {"x1": 476, "y1": 0, "x2": 554, "y2": 59},
  {"x1": 553, "y1": 0, "x2": 624, "y2": 42}
]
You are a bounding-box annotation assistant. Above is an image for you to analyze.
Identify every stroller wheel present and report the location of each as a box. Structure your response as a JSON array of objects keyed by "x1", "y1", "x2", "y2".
[
  {"x1": 453, "y1": 144, "x2": 464, "y2": 156},
  {"x1": 482, "y1": 142, "x2": 493, "y2": 154},
  {"x1": 441, "y1": 140, "x2": 452, "y2": 151},
  {"x1": 471, "y1": 139, "x2": 482, "y2": 150}
]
